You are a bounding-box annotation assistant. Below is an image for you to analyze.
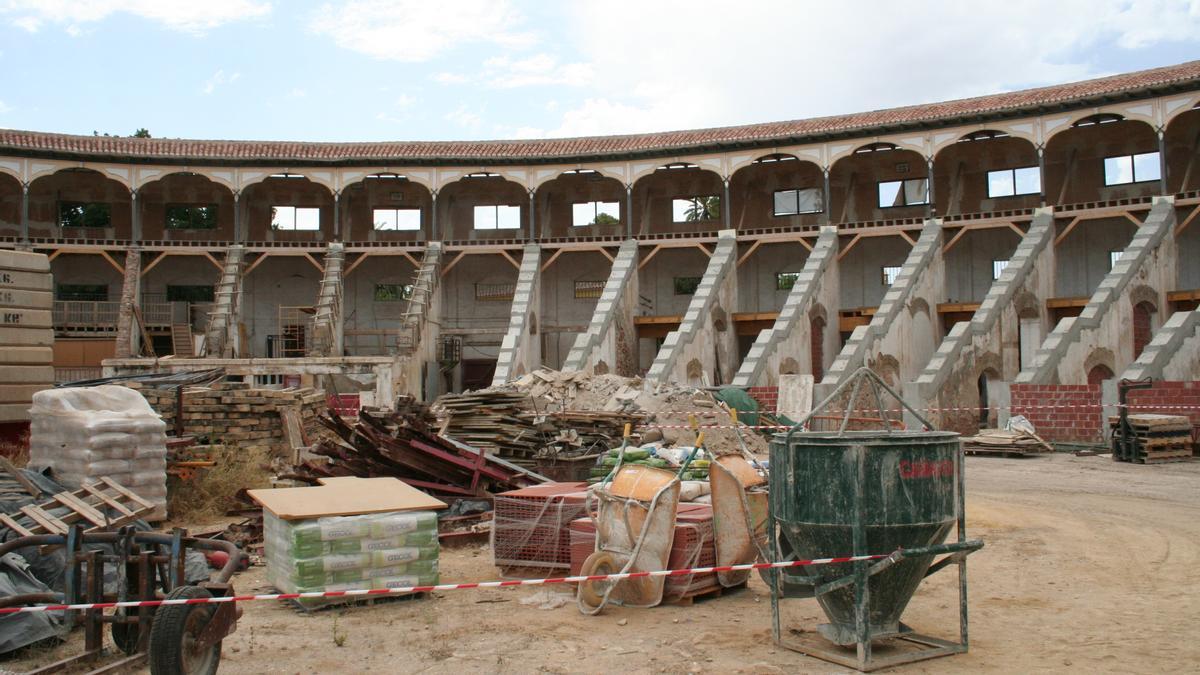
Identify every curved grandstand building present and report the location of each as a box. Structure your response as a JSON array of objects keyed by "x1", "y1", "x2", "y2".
[{"x1": 2, "y1": 60, "x2": 1199, "y2": 440}]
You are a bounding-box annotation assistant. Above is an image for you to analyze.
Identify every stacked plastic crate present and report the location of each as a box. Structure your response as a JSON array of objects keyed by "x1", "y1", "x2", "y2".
[{"x1": 492, "y1": 482, "x2": 590, "y2": 575}]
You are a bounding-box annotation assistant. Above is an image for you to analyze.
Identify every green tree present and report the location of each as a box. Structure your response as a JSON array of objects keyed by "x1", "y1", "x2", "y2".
[
  {"x1": 683, "y1": 196, "x2": 720, "y2": 221},
  {"x1": 592, "y1": 212, "x2": 619, "y2": 226},
  {"x1": 133, "y1": 128, "x2": 151, "y2": 138}
]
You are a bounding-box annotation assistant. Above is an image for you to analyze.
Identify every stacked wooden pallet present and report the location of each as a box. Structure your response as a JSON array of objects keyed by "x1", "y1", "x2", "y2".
[
  {"x1": 963, "y1": 429, "x2": 1053, "y2": 456},
  {"x1": 125, "y1": 381, "x2": 326, "y2": 453},
  {"x1": 0, "y1": 250, "x2": 54, "y2": 425},
  {"x1": 1110, "y1": 414, "x2": 1195, "y2": 464},
  {"x1": 438, "y1": 392, "x2": 541, "y2": 458}
]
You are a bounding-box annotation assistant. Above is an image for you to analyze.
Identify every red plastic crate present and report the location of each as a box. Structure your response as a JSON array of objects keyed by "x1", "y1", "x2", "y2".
[{"x1": 493, "y1": 482, "x2": 590, "y2": 572}]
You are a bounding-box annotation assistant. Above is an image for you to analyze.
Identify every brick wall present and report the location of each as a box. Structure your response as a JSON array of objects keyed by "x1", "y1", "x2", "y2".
[
  {"x1": 1010, "y1": 383, "x2": 1103, "y2": 444},
  {"x1": 1126, "y1": 382, "x2": 1200, "y2": 445},
  {"x1": 746, "y1": 386, "x2": 779, "y2": 414}
]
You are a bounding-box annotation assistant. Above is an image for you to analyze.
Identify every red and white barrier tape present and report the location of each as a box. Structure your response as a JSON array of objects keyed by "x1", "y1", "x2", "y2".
[
  {"x1": 649, "y1": 403, "x2": 1200, "y2": 418},
  {"x1": 0, "y1": 554, "x2": 888, "y2": 615}
]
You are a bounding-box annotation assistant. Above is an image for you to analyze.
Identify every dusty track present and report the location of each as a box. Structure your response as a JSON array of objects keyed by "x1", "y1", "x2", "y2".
[{"x1": 7, "y1": 454, "x2": 1199, "y2": 673}]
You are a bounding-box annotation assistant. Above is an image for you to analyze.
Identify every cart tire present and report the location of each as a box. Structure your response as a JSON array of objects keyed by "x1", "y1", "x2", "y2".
[
  {"x1": 110, "y1": 611, "x2": 140, "y2": 655},
  {"x1": 148, "y1": 586, "x2": 221, "y2": 675},
  {"x1": 577, "y1": 550, "x2": 619, "y2": 611}
]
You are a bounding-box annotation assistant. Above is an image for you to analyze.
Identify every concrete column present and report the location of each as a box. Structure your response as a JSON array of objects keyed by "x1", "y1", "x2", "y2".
[
  {"x1": 233, "y1": 192, "x2": 243, "y2": 242},
  {"x1": 528, "y1": 189, "x2": 536, "y2": 241},
  {"x1": 625, "y1": 185, "x2": 633, "y2": 237},
  {"x1": 822, "y1": 170, "x2": 831, "y2": 221},
  {"x1": 722, "y1": 179, "x2": 731, "y2": 230},
  {"x1": 1037, "y1": 146, "x2": 1046, "y2": 207},
  {"x1": 925, "y1": 158, "x2": 935, "y2": 218},
  {"x1": 430, "y1": 191, "x2": 439, "y2": 240},
  {"x1": 131, "y1": 189, "x2": 141, "y2": 241},
  {"x1": 20, "y1": 183, "x2": 29, "y2": 242},
  {"x1": 1158, "y1": 129, "x2": 1168, "y2": 195},
  {"x1": 333, "y1": 191, "x2": 341, "y2": 240}
]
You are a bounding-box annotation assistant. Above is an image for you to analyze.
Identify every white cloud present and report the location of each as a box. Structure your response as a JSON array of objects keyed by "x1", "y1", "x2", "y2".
[
  {"x1": 0, "y1": 100, "x2": 11, "y2": 114},
  {"x1": 289, "y1": 88, "x2": 306, "y2": 98},
  {"x1": 1, "y1": 0, "x2": 271, "y2": 34},
  {"x1": 202, "y1": 69, "x2": 240, "y2": 95},
  {"x1": 481, "y1": 53, "x2": 593, "y2": 88},
  {"x1": 310, "y1": 0, "x2": 534, "y2": 62},
  {"x1": 532, "y1": 0, "x2": 1200, "y2": 138},
  {"x1": 433, "y1": 72, "x2": 469, "y2": 85},
  {"x1": 445, "y1": 104, "x2": 483, "y2": 131}
]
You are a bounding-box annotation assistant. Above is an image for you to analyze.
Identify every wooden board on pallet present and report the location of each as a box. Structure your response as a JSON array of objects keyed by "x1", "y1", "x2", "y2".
[{"x1": 0, "y1": 477, "x2": 156, "y2": 538}]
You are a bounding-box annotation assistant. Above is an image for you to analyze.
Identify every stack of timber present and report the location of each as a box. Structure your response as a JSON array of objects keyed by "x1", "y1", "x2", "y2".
[
  {"x1": 0, "y1": 251, "x2": 54, "y2": 425},
  {"x1": 293, "y1": 409, "x2": 543, "y2": 500},
  {"x1": 962, "y1": 429, "x2": 1054, "y2": 456},
  {"x1": 1110, "y1": 414, "x2": 1195, "y2": 464},
  {"x1": 125, "y1": 381, "x2": 325, "y2": 454}
]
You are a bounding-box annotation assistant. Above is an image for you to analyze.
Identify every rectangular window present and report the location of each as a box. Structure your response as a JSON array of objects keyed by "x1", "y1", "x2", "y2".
[
  {"x1": 475, "y1": 283, "x2": 515, "y2": 301},
  {"x1": 672, "y1": 196, "x2": 721, "y2": 223},
  {"x1": 776, "y1": 272, "x2": 800, "y2": 291},
  {"x1": 992, "y1": 260, "x2": 1009, "y2": 280},
  {"x1": 55, "y1": 284, "x2": 108, "y2": 301},
  {"x1": 473, "y1": 205, "x2": 522, "y2": 230},
  {"x1": 271, "y1": 206, "x2": 320, "y2": 231},
  {"x1": 165, "y1": 285, "x2": 215, "y2": 303},
  {"x1": 1109, "y1": 250, "x2": 1123, "y2": 269},
  {"x1": 877, "y1": 178, "x2": 929, "y2": 208},
  {"x1": 673, "y1": 276, "x2": 702, "y2": 295},
  {"x1": 571, "y1": 201, "x2": 620, "y2": 227},
  {"x1": 882, "y1": 266, "x2": 902, "y2": 286},
  {"x1": 773, "y1": 188, "x2": 823, "y2": 216},
  {"x1": 58, "y1": 202, "x2": 111, "y2": 228},
  {"x1": 986, "y1": 167, "x2": 1041, "y2": 198},
  {"x1": 1103, "y1": 152, "x2": 1161, "y2": 186},
  {"x1": 574, "y1": 280, "x2": 605, "y2": 299},
  {"x1": 374, "y1": 283, "x2": 414, "y2": 301},
  {"x1": 373, "y1": 208, "x2": 421, "y2": 231},
  {"x1": 165, "y1": 204, "x2": 217, "y2": 230}
]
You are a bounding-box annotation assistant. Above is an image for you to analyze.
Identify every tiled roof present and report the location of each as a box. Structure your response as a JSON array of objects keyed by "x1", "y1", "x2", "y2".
[{"x1": 2, "y1": 61, "x2": 1198, "y2": 165}]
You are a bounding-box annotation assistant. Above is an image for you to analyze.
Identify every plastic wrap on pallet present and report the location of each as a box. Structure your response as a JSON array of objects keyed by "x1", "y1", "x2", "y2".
[
  {"x1": 264, "y1": 509, "x2": 439, "y2": 608},
  {"x1": 28, "y1": 385, "x2": 168, "y2": 520},
  {"x1": 492, "y1": 483, "x2": 590, "y2": 574}
]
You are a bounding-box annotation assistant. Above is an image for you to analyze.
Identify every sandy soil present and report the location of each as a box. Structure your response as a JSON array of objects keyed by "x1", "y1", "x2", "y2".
[{"x1": 6, "y1": 453, "x2": 1199, "y2": 674}]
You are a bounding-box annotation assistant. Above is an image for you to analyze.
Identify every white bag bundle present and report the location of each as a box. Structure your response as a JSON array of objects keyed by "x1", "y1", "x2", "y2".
[{"x1": 29, "y1": 385, "x2": 168, "y2": 520}]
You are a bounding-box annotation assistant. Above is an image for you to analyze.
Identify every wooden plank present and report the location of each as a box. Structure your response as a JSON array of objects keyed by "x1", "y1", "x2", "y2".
[
  {"x1": 52, "y1": 491, "x2": 108, "y2": 527},
  {"x1": 0, "y1": 513, "x2": 33, "y2": 537},
  {"x1": 19, "y1": 504, "x2": 67, "y2": 534},
  {"x1": 0, "y1": 456, "x2": 42, "y2": 498},
  {"x1": 98, "y1": 478, "x2": 156, "y2": 510},
  {"x1": 80, "y1": 483, "x2": 137, "y2": 518}
]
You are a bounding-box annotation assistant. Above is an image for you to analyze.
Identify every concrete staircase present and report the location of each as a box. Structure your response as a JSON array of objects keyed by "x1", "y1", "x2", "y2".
[
  {"x1": 308, "y1": 243, "x2": 345, "y2": 357},
  {"x1": 1017, "y1": 197, "x2": 1177, "y2": 384},
  {"x1": 203, "y1": 245, "x2": 246, "y2": 358},
  {"x1": 492, "y1": 244, "x2": 542, "y2": 386},
  {"x1": 1120, "y1": 307, "x2": 1200, "y2": 381},
  {"x1": 647, "y1": 230, "x2": 739, "y2": 386},
  {"x1": 732, "y1": 226, "x2": 838, "y2": 388},
  {"x1": 563, "y1": 239, "x2": 639, "y2": 375},
  {"x1": 398, "y1": 243, "x2": 442, "y2": 356}
]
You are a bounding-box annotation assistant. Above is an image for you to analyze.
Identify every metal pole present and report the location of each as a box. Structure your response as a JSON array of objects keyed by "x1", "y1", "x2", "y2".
[
  {"x1": 723, "y1": 179, "x2": 731, "y2": 230},
  {"x1": 430, "y1": 191, "x2": 439, "y2": 240},
  {"x1": 528, "y1": 189, "x2": 536, "y2": 241},
  {"x1": 333, "y1": 191, "x2": 341, "y2": 241},
  {"x1": 625, "y1": 185, "x2": 633, "y2": 238},
  {"x1": 822, "y1": 169, "x2": 832, "y2": 223},
  {"x1": 1037, "y1": 146, "x2": 1047, "y2": 208},
  {"x1": 233, "y1": 192, "x2": 242, "y2": 242},
  {"x1": 20, "y1": 183, "x2": 29, "y2": 242},
  {"x1": 925, "y1": 157, "x2": 935, "y2": 218},
  {"x1": 1158, "y1": 130, "x2": 1168, "y2": 195},
  {"x1": 130, "y1": 189, "x2": 140, "y2": 241}
]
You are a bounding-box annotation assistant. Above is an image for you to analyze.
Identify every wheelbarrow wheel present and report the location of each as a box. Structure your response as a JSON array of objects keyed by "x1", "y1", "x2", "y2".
[
  {"x1": 148, "y1": 586, "x2": 221, "y2": 675},
  {"x1": 577, "y1": 550, "x2": 619, "y2": 612}
]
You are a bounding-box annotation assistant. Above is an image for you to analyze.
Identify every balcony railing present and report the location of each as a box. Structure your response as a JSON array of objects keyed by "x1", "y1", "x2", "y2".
[{"x1": 53, "y1": 301, "x2": 177, "y2": 329}]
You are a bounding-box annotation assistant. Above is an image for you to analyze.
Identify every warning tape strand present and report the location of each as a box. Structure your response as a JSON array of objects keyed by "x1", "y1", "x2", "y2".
[{"x1": 0, "y1": 554, "x2": 888, "y2": 615}]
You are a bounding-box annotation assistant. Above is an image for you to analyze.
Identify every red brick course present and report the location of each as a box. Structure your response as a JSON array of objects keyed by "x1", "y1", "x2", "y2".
[
  {"x1": 746, "y1": 386, "x2": 779, "y2": 415},
  {"x1": 1010, "y1": 384, "x2": 1104, "y2": 444}
]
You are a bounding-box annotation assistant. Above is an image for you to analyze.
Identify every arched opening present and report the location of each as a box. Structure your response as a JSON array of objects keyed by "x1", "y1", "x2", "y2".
[
  {"x1": 438, "y1": 173, "x2": 529, "y2": 242},
  {"x1": 27, "y1": 168, "x2": 132, "y2": 239},
  {"x1": 728, "y1": 154, "x2": 825, "y2": 231},
  {"x1": 829, "y1": 143, "x2": 928, "y2": 223},
  {"x1": 1132, "y1": 300, "x2": 1156, "y2": 359},
  {"x1": 810, "y1": 315, "x2": 826, "y2": 382},
  {"x1": 933, "y1": 130, "x2": 1040, "y2": 216},
  {"x1": 535, "y1": 170, "x2": 626, "y2": 239},
  {"x1": 241, "y1": 174, "x2": 335, "y2": 242},
  {"x1": 0, "y1": 171, "x2": 21, "y2": 237},
  {"x1": 977, "y1": 367, "x2": 1000, "y2": 428},
  {"x1": 341, "y1": 173, "x2": 433, "y2": 242},
  {"x1": 1044, "y1": 114, "x2": 1159, "y2": 206},
  {"x1": 1163, "y1": 105, "x2": 1200, "y2": 194},
  {"x1": 630, "y1": 163, "x2": 724, "y2": 235},
  {"x1": 138, "y1": 172, "x2": 236, "y2": 241},
  {"x1": 1087, "y1": 363, "x2": 1114, "y2": 385}
]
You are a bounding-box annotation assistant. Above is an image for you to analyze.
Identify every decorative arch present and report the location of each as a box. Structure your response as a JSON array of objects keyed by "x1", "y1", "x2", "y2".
[
  {"x1": 727, "y1": 153, "x2": 826, "y2": 230},
  {"x1": 1163, "y1": 96, "x2": 1200, "y2": 128},
  {"x1": 27, "y1": 167, "x2": 133, "y2": 236},
  {"x1": 932, "y1": 130, "x2": 1041, "y2": 215},
  {"x1": 828, "y1": 142, "x2": 929, "y2": 223},
  {"x1": 1084, "y1": 347, "x2": 1116, "y2": 385},
  {"x1": 629, "y1": 162, "x2": 725, "y2": 235},
  {"x1": 533, "y1": 169, "x2": 627, "y2": 238},
  {"x1": 339, "y1": 173, "x2": 435, "y2": 240},
  {"x1": 531, "y1": 165, "x2": 627, "y2": 190},
  {"x1": 438, "y1": 173, "x2": 531, "y2": 241},
  {"x1": 1043, "y1": 111, "x2": 1156, "y2": 147},
  {"x1": 136, "y1": 171, "x2": 238, "y2": 241}
]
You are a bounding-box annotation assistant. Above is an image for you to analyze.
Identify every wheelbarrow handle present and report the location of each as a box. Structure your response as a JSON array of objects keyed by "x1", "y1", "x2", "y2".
[{"x1": 677, "y1": 432, "x2": 704, "y2": 477}]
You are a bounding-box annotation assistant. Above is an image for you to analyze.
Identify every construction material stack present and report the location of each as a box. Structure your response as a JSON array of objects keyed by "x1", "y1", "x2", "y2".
[
  {"x1": 1110, "y1": 413, "x2": 1195, "y2": 463},
  {"x1": 28, "y1": 385, "x2": 168, "y2": 520},
  {"x1": 250, "y1": 477, "x2": 446, "y2": 610},
  {"x1": 492, "y1": 482, "x2": 589, "y2": 576},
  {"x1": 0, "y1": 250, "x2": 53, "y2": 432}
]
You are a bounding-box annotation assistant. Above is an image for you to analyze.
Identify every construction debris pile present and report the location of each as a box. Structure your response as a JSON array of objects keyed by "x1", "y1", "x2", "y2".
[
  {"x1": 290, "y1": 405, "x2": 541, "y2": 500},
  {"x1": 124, "y1": 381, "x2": 326, "y2": 454},
  {"x1": 962, "y1": 429, "x2": 1054, "y2": 456}
]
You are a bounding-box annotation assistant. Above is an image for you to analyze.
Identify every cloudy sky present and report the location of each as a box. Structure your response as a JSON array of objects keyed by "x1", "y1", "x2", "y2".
[{"x1": 0, "y1": 1, "x2": 1198, "y2": 142}]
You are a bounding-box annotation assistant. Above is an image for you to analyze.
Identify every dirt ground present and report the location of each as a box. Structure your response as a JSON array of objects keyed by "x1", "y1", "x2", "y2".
[{"x1": 6, "y1": 453, "x2": 1200, "y2": 674}]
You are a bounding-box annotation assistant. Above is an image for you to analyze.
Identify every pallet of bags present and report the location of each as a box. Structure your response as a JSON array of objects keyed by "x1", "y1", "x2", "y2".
[{"x1": 249, "y1": 477, "x2": 446, "y2": 610}]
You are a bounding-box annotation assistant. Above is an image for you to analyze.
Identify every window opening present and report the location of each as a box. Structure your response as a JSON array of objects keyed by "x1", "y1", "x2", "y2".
[
  {"x1": 672, "y1": 196, "x2": 721, "y2": 222},
  {"x1": 165, "y1": 204, "x2": 217, "y2": 230},
  {"x1": 59, "y1": 202, "x2": 111, "y2": 228},
  {"x1": 271, "y1": 206, "x2": 320, "y2": 231},
  {"x1": 373, "y1": 208, "x2": 421, "y2": 231},
  {"x1": 877, "y1": 179, "x2": 928, "y2": 208},
  {"x1": 473, "y1": 205, "x2": 521, "y2": 230},
  {"x1": 674, "y1": 277, "x2": 702, "y2": 295},
  {"x1": 572, "y1": 201, "x2": 620, "y2": 226},
  {"x1": 773, "y1": 188, "x2": 823, "y2": 216}
]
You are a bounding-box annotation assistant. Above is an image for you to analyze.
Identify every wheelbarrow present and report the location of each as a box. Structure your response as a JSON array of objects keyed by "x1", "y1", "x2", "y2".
[
  {"x1": 0, "y1": 524, "x2": 242, "y2": 675},
  {"x1": 707, "y1": 408, "x2": 770, "y2": 588},
  {"x1": 576, "y1": 428, "x2": 702, "y2": 615}
]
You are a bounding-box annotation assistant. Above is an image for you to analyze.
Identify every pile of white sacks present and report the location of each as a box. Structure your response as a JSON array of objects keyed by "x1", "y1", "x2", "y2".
[{"x1": 29, "y1": 385, "x2": 168, "y2": 520}]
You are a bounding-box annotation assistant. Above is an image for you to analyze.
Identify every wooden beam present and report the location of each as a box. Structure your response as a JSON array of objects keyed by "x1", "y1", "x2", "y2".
[
  {"x1": 1053, "y1": 216, "x2": 1083, "y2": 247},
  {"x1": 140, "y1": 252, "x2": 167, "y2": 277},
  {"x1": 836, "y1": 233, "x2": 864, "y2": 261},
  {"x1": 897, "y1": 229, "x2": 916, "y2": 246},
  {"x1": 597, "y1": 247, "x2": 614, "y2": 262},
  {"x1": 242, "y1": 252, "x2": 271, "y2": 277},
  {"x1": 1175, "y1": 204, "x2": 1200, "y2": 235},
  {"x1": 1007, "y1": 222, "x2": 1027, "y2": 238},
  {"x1": 302, "y1": 252, "x2": 324, "y2": 272},
  {"x1": 695, "y1": 243, "x2": 713, "y2": 257},
  {"x1": 202, "y1": 252, "x2": 222, "y2": 270},
  {"x1": 344, "y1": 252, "x2": 372, "y2": 277},
  {"x1": 540, "y1": 248, "x2": 566, "y2": 272},
  {"x1": 736, "y1": 239, "x2": 763, "y2": 267},
  {"x1": 440, "y1": 251, "x2": 466, "y2": 277},
  {"x1": 942, "y1": 227, "x2": 970, "y2": 254},
  {"x1": 47, "y1": 250, "x2": 64, "y2": 262},
  {"x1": 1122, "y1": 212, "x2": 1144, "y2": 228},
  {"x1": 98, "y1": 250, "x2": 124, "y2": 274},
  {"x1": 499, "y1": 249, "x2": 520, "y2": 269},
  {"x1": 637, "y1": 245, "x2": 663, "y2": 270},
  {"x1": 798, "y1": 236, "x2": 814, "y2": 252},
  {"x1": 401, "y1": 251, "x2": 420, "y2": 268}
]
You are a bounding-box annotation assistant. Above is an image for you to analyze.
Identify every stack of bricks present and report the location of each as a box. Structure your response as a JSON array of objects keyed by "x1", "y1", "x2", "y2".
[
  {"x1": 1010, "y1": 384, "x2": 1103, "y2": 444},
  {"x1": 122, "y1": 381, "x2": 326, "y2": 452},
  {"x1": 746, "y1": 386, "x2": 780, "y2": 415}
]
